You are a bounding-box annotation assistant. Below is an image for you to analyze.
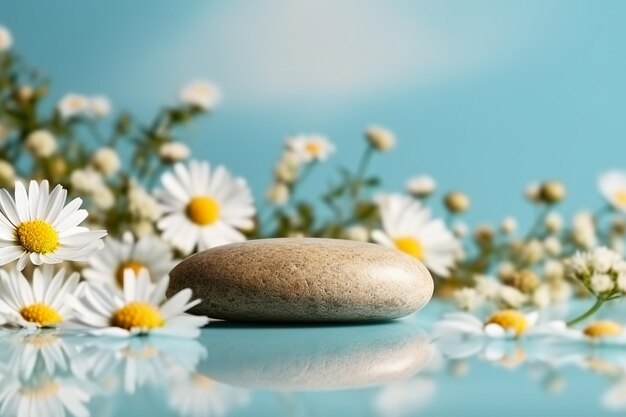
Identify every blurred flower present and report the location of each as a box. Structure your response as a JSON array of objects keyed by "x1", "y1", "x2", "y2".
[
  {"x1": 25, "y1": 130, "x2": 57, "y2": 158},
  {"x1": 75, "y1": 269, "x2": 208, "y2": 337},
  {"x1": 405, "y1": 175, "x2": 436, "y2": 198},
  {"x1": 70, "y1": 167, "x2": 104, "y2": 194},
  {"x1": 365, "y1": 125, "x2": 395, "y2": 152},
  {"x1": 497, "y1": 285, "x2": 527, "y2": 309},
  {"x1": 265, "y1": 182, "x2": 290, "y2": 206},
  {"x1": 128, "y1": 181, "x2": 162, "y2": 222},
  {"x1": 452, "y1": 221, "x2": 468, "y2": 238},
  {"x1": 544, "y1": 260, "x2": 565, "y2": 281},
  {"x1": 524, "y1": 182, "x2": 541, "y2": 202},
  {"x1": 500, "y1": 216, "x2": 517, "y2": 235},
  {"x1": 91, "y1": 147, "x2": 120, "y2": 176},
  {"x1": 155, "y1": 161, "x2": 255, "y2": 255},
  {"x1": 0, "y1": 180, "x2": 106, "y2": 270},
  {"x1": 83, "y1": 232, "x2": 176, "y2": 290},
  {"x1": 543, "y1": 236, "x2": 562, "y2": 256},
  {"x1": 0, "y1": 160, "x2": 15, "y2": 184},
  {"x1": 57, "y1": 93, "x2": 90, "y2": 119},
  {"x1": 557, "y1": 320, "x2": 626, "y2": 345},
  {"x1": 92, "y1": 186, "x2": 115, "y2": 210},
  {"x1": 572, "y1": 211, "x2": 597, "y2": 249},
  {"x1": 374, "y1": 378, "x2": 436, "y2": 417},
  {"x1": 566, "y1": 247, "x2": 624, "y2": 296},
  {"x1": 433, "y1": 310, "x2": 562, "y2": 339},
  {"x1": 342, "y1": 225, "x2": 369, "y2": 242},
  {"x1": 598, "y1": 170, "x2": 626, "y2": 212},
  {"x1": 160, "y1": 142, "x2": 191, "y2": 163},
  {"x1": 286, "y1": 134, "x2": 335, "y2": 163},
  {"x1": 88, "y1": 95, "x2": 111, "y2": 118},
  {"x1": 179, "y1": 80, "x2": 221, "y2": 111},
  {"x1": 452, "y1": 287, "x2": 483, "y2": 311},
  {"x1": 0, "y1": 265, "x2": 79, "y2": 328},
  {"x1": 0, "y1": 25, "x2": 12, "y2": 51},
  {"x1": 444, "y1": 191, "x2": 470, "y2": 213},
  {"x1": 539, "y1": 181, "x2": 566, "y2": 204},
  {"x1": 372, "y1": 194, "x2": 457, "y2": 276},
  {"x1": 544, "y1": 211, "x2": 563, "y2": 233}
]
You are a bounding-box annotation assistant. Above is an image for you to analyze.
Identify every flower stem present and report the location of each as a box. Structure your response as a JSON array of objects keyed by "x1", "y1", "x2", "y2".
[
  {"x1": 351, "y1": 145, "x2": 374, "y2": 199},
  {"x1": 566, "y1": 297, "x2": 605, "y2": 326}
]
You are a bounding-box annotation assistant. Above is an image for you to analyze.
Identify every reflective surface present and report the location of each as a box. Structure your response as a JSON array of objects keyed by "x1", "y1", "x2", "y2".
[{"x1": 1, "y1": 301, "x2": 625, "y2": 417}]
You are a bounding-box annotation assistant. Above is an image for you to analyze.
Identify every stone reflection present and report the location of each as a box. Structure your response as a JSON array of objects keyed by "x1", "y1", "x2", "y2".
[
  {"x1": 197, "y1": 321, "x2": 433, "y2": 390},
  {"x1": 0, "y1": 330, "x2": 248, "y2": 417}
]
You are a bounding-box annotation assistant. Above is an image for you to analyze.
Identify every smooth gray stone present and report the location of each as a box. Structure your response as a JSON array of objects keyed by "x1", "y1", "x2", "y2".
[
  {"x1": 168, "y1": 238, "x2": 433, "y2": 322},
  {"x1": 197, "y1": 321, "x2": 433, "y2": 390}
]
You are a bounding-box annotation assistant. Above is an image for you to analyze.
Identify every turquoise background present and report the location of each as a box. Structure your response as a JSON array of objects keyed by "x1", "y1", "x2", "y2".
[{"x1": 3, "y1": 0, "x2": 626, "y2": 227}]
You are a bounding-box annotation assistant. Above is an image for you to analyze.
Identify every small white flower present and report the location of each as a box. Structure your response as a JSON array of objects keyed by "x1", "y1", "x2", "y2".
[
  {"x1": 372, "y1": 194, "x2": 458, "y2": 277},
  {"x1": 92, "y1": 186, "x2": 115, "y2": 210},
  {"x1": 286, "y1": 134, "x2": 335, "y2": 163},
  {"x1": 405, "y1": 175, "x2": 436, "y2": 198},
  {"x1": 25, "y1": 130, "x2": 57, "y2": 158},
  {"x1": 0, "y1": 25, "x2": 12, "y2": 52},
  {"x1": 91, "y1": 147, "x2": 120, "y2": 176},
  {"x1": 88, "y1": 95, "x2": 111, "y2": 118},
  {"x1": 265, "y1": 183, "x2": 290, "y2": 206},
  {"x1": 0, "y1": 160, "x2": 15, "y2": 183},
  {"x1": 591, "y1": 246, "x2": 620, "y2": 273},
  {"x1": 474, "y1": 275, "x2": 501, "y2": 300},
  {"x1": 74, "y1": 269, "x2": 208, "y2": 338},
  {"x1": 544, "y1": 260, "x2": 565, "y2": 281},
  {"x1": 452, "y1": 221, "x2": 468, "y2": 238},
  {"x1": 155, "y1": 160, "x2": 255, "y2": 255},
  {"x1": 524, "y1": 183, "x2": 541, "y2": 202},
  {"x1": 452, "y1": 288, "x2": 483, "y2": 311},
  {"x1": 572, "y1": 211, "x2": 596, "y2": 248},
  {"x1": 342, "y1": 225, "x2": 369, "y2": 242},
  {"x1": 598, "y1": 170, "x2": 626, "y2": 212},
  {"x1": 532, "y1": 284, "x2": 552, "y2": 308},
  {"x1": 0, "y1": 180, "x2": 106, "y2": 270},
  {"x1": 57, "y1": 93, "x2": 90, "y2": 119},
  {"x1": 498, "y1": 285, "x2": 527, "y2": 309},
  {"x1": 179, "y1": 80, "x2": 221, "y2": 111},
  {"x1": 159, "y1": 142, "x2": 191, "y2": 163},
  {"x1": 543, "y1": 236, "x2": 562, "y2": 256},
  {"x1": 0, "y1": 265, "x2": 80, "y2": 328},
  {"x1": 616, "y1": 273, "x2": 626, "y2": 293},
  {"x1": 590, "y1": 273, "x2": 614, "y2": 294},
  {"x1": 70, "y1": 167, "x2": 104, "y2": 194},
  {"x1": 83, "y1": 232, "x2": 176, "y2": 290},
  {"x1": 365, "y1": 125, "x2": 395, "y2": 152},
  {"x1": 500, "y1": 216, "x2": 517, "y2": 234},
  {"x1": 544, "y1": 211, "x2": 563, "y2": 233},
  {"x1": 128, "y1": 181, "x2": 161, "y2": 221}
]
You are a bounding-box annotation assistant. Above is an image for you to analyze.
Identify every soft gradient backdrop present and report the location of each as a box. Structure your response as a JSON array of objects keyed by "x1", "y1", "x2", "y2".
[{"x1": 3, "y1": 0, "x2": 626, "y2": 226}]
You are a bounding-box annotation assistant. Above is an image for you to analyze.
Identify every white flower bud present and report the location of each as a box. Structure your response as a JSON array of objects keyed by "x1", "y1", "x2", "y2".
[
  {"x1": 543, "y1": 236, "x2": 562, "y2": 256},
  {"x1": 159, "y1": 142, "x2": 190, "y2": 163},
  {"x1": 25, "y1": 130, "x2": 57, "y2": 157},
  {"x1": 0, "y1": 26, "x2": 12, "y2": 52},
  {"x1": 406, "y1": 175, "x2": 436, "y2": 198},
  {"x1": 365, "y1": 125, "x2": 395, "y2": 152},
  {"x1": 342, "y1": 225, "x2": 369, "y2": 242},
  {"x1": 590, "y1": 273, "x2": 614, "y2": 294},
  {"x1": 265, "y1": 183, "x2": 290, "y2": 206},
  {"x1": 179, "y1": 80, "x2": 221, "y2": 111},
  {"x1": 0, "y1": 160, "x2": 15, "y2": 183},
  {"x1": 500, "y1": 216, "x2": 518, "y2": 234},
  {"x1": 91, "y1": 147, "x2": 120, "y2": 176},
  {"x1": 92, "y1": 187, "x2": 115, "y2": 210},
  {"x1": 89, "y1": 95, "x2": 111, "y2": 118},
  {"x1": 544, "y1": 212, "x2": 563, "y2": 233},
  {"x1": 453, "y1": 287, "x2": 482, "y2": 311},
  {"x1": 57, "y1": 93, "x2": 89, "y2": 119}
]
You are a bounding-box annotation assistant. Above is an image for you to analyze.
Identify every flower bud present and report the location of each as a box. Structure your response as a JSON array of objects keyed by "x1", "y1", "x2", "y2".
[
  {"x1": 444, "y1": 191, "x2": 470, "y2": 213},
  {"x1": 539, "y1": 181, "x2": 566, "y2": 203}
]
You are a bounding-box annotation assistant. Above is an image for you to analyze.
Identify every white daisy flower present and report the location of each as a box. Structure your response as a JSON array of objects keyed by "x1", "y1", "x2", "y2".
[
  {"x1": 155, "y1": 161, "x2": 255, "y2": 255},
  {"x1": 0, "y1": 266, "x2": 81, "y2": 328},
  {"x1": 371, "y1": 194, "x2": 458, "y2": 277},
  {"x1": 74, "y1": 269, "x2": 208, "y2": 338},
  {"x1": 556, "y1": 320, "x2": 626, "y2": 345},
  {"x1": 598, "y1": 170, "x2": 626, "y2": 212},
  {"x1": 0, "y1": 180, "x2": 106, "y2": 270},
  {"x1": 88, "y1": 95, "x2": 111, "y2": 118},
  {"x1": 432, "y1": 310, "x2": 564, "y2": 340},
  {"x1": 286, "y1": 134, "x2": 335, "y2": 163},
  {"x1": 179, "y1": 80, "x2": 221, "y2": 111},
  {"x1": 56, "y1": 93, "x2": 90, "y2": 119},
  {"x1": 83, "y1": 232, "x2": 176, "y2": 290}
]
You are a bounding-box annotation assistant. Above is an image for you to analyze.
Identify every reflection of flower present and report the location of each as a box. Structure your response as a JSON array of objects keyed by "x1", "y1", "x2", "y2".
[
  {"x1": 603, "y1": 378, "x2": 626, "y2": 410},
  {"x1": 83, "y1": 232, "x2": 175, "y2": 290},
  {"x1": 167, "y1": 368, "x2": 249, "y2": 417},
  {"x1": 0, "y1": 180, "x2": 106, "y2": 270},
  {"x1": 372, "y1": 194, "x2": 457, "y2": 276},
  {"x1": 155, "y1": 160, "x2": 255, "y2": 255},
  {"x1": 554, "y1": 320, "x2": 626, "y2": 345},
  {"x1": 75, "y1": 269, "x2": 208, "y2": 337},
  {"x1": 0, "y1": 266, "x2": 80, "y2": 328},
  {"x1": 374, "y1": 377, "x2": 436, "y2": 417}
]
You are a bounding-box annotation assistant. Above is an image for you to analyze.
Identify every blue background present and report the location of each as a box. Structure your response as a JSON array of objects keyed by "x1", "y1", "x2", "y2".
[{"x1": 3, "y1": 0, "x2": 626, "y2": 227}]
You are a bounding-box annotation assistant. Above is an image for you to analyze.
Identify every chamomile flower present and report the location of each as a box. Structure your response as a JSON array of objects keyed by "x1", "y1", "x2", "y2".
[
  {"x1": 0, "y1": 266, "x2": 80, "y2": 328},
  {"x1": 0, "y1": 180, "x2": 106, "y2": 270},
  {"x1": 286, "y1": 134, "x2": 335, "y2": 163},
  {"x1": 56, "y1": 93, "x2": 90, "y2": 119},
  {"x1": 433, "y1": 310, "x2": 564, "y2": 340},
  {"x1": 0, "y1": 26, "x2": 12, "y2": 52},
  {"x1": 83, "y1": 232, "x2": 176, "y2": 290},
  {"x1": 371, "y1": 194, "x2": 458, "y2": 277},
  {"x1": 598, "y1": 170, "x2": 626, "y2": 212},
  {"x1": 556, "y1": 320, "x2": 626, "y2": 345},
  {"x1": 155, "y1": 161, "x2": 255, "y2": 255},
  {"x1": 179, "y1": 80, "x2": 221, "y2": 111},
  {"x1": 74, "y1": 269, "x2": 208, "y2": 338}
]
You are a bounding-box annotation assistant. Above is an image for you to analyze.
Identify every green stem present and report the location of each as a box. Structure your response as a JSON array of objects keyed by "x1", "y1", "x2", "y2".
[
  {"x1": 350, "y1": 145, "x2": 374, "y2": 199},
  {"x1": 566, "y1": 297, "x2": 605, "y2": 326},
  {"x1": 524, "y1": 204, "x2": 550, "y2": 240}
]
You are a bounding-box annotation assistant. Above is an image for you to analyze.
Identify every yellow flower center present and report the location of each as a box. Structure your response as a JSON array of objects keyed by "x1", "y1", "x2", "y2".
[
  {"x1": 485, "y1": 310, "x2": 528, "y2": 336},
  {"x1": 20, "y1": 379, "x2": 59, "y2": 399},
  {"x1": 393, "y1": 236, "x2": 425, "y2": 260},
  {"x1": 305, "y1": 141, "x2": 323, "y2": 157},
  {"x1": 186, "y1": 196, "x2": 220, "y2": 226},
  {"x1": 16, "y1": 220, "x2": 59, "y2": 253},
  {"x1": 115, "y1": 260, "x2": 145, "y2": 288},
  {"x1": 111, "y1": 302, "x2": 164, "y2": 331},
  {"x1": 614, "y1": 190, "x2": 626, "y2": 207},
  {"x1": 20, "y1": 303, "x2": 63, "y2": 327},
  {"x1": 583, "y1": 320, "x2": 623, "y2": 338}
]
